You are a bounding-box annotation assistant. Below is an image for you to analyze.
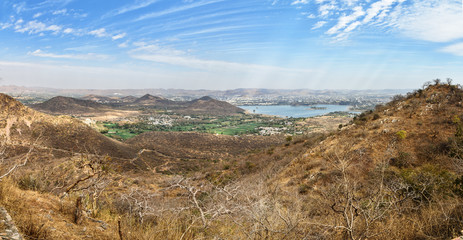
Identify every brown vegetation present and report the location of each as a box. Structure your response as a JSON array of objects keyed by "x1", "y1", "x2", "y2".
[
  {"x1": 31, "y1": 94, "x2": 245, "y2": 117},
  {"x1": 1, "y1": 81, "x2": 463, "y2": 239},
  {"x1": 31, "y1": 96, "x2": 108, "y2": 115}
]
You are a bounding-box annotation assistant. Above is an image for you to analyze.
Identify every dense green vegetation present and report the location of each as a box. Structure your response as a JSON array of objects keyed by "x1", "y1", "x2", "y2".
[{"x1": 100, "y1": 115, "x2": 308, "y2": 140}]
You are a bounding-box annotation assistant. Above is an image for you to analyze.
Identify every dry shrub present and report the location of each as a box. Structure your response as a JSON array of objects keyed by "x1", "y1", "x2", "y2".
[{"x1": 16, "y1": 213, "x2": 52, "y2": 240}]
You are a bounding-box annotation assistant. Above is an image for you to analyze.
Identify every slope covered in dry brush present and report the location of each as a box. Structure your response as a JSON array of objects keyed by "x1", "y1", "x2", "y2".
[{"x1": 1, "y1": 81, "x2": 463, "y2": 239}]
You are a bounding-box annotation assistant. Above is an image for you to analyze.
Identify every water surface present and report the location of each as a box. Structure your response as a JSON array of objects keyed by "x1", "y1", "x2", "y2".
[{"x1": 239, "y1": 105, "x2": 351, "y2": 118}]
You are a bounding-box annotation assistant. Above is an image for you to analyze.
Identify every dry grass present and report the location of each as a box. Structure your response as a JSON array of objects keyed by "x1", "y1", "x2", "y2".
[{"x1": 2, "y1": 83, "x2": 463, "y2": 239}]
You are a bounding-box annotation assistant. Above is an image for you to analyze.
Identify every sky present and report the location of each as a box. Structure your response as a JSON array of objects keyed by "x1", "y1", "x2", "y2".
[{"x1": 0, "y1": 0, "x2": 463, "y2": 90}]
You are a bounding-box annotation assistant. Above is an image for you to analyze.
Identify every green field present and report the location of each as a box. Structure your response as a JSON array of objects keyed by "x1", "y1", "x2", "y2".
[{"x1": 99, "y1": 115, "x2": 301, "y2": 140}]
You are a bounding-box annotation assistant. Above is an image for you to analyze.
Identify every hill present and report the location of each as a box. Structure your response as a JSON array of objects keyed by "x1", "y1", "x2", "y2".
[
  {"x1": 127, "y1": 131, "x2": 279, "y2": 159},
  {"x1": 272, "y1": 82, "x2": 463, "y2": 239},
  {"x1": 128, "y1": 94, "x2": 245, "y2": 115},
  {"x1": 2, "y1": 82, "x2": 463, "y2": 240},
  {"x1": 1, "y1": 93, "x2": 136, "y2": 159},
  {"x1": 132, "y1": 94, "x2": 176, "y2": 106},
  {"x1": 179, "y1": 96, "x2": 245, "y2": 115},
  {"x1": 81, "y1": 94, "x2": 119, "y2": 104},
  {"x1": 31, "y1": 96, "x2": 108, "y2": 114},
  {"x1": 0, "y1": 93, "x2": 33, "y2": 117}
]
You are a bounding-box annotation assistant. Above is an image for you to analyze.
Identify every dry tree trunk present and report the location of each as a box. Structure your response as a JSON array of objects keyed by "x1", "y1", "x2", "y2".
[
  {"x1": 118, "y1": 218, "x2": 123, "y2": 240},
  {"x1": 74, "y1": 195, "x2": 86, "y2": 225}
]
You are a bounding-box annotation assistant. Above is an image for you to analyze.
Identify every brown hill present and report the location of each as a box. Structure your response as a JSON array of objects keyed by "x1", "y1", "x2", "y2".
[
  {"x1": 1, "y1": 93, "x2": 136, "y2": 159},
  {"x1": 282, "y1": 83, "x2": 463, "y2": 182},
  {"x1": 128, "y1": 94, "x2": 244, "y2": 115},
  {"x1": 81, "y1": 94, "x2": 119, "y2": 103},
  {"x1": 180, "y1": 96, "x2": 245, "y2": 115},
  {"x1": 4, "y1": 83, "x2": 463, "y2": 240},
  {"x1": 127, "y1": 131, "x2": 282, "y2": 159},
  {"x1": 0, "y1": 93, "x2": 33, "y2": 116},
  {"x1": 271, "y1": 82, "x2": 463, "y2": 239},
  {"x1": 31, "y1": 96, "x2": 108, "y2": 114},
  {"x1": 120, "y1": 95, "x2": 138, "y2": 102},
  {"x1": 125, "y1": 131, "x2": 283, "y2": 173},
  {"x1": 133, "y1": 94, "x2": 175, "y2": 106}
]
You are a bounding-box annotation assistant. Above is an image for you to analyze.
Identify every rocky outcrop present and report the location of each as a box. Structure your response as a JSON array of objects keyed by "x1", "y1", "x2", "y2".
[{"x1": 0, "y1": 207, "x2": 22, "y2": 240}]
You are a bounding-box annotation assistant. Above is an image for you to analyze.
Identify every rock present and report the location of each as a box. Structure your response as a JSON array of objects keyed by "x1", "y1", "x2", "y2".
[{"x1": 0, "y1": 207, "x2": 23, "y2": 240}]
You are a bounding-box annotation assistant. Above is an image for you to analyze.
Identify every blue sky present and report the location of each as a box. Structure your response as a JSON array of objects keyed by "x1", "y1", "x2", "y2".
[{"x1": 0, "y1": 0, "x2": 462, "y2": 90}]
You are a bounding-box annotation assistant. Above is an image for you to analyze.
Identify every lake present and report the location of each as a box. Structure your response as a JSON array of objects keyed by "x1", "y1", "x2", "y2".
[{"x1": 239, "y1": 105, "x2": 352, "y2": 118}]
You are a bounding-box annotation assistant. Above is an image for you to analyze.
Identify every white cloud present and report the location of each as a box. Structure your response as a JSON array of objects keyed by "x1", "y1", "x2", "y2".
[
  {"x1": 33, "y1": 12, "x2": 44, "y2": 18},
  {"x1": 103, "y1": 0, "x2": 160, "y2": 18},
  {"x1": 136, "y1": 0, "x2": 224, "y2": 21},
  {"x1": 441, "y1": 42, "x2": 463, "y2": 56},
  {"x1": 363, "y1": 0, "x2": 398, "y2": 24},
  {"x1": 291, "y1": 0, "x2": 309, "y2": 5},
  {"x1": 63, "y1": 28, "x2": 74, "y2": 34},
  {"x1": 112, "y1": 33, "x2": 127, "y2": 40},
  {"x1": 131, "y1": 43, "x2": 186, "y2": 56},
  {"x1": 342, "y1": 0, "x2": 360, "y2": 6},
  {"x1": 38, "y1": 0, "x2": 74, "y2": 7},
  {"x1": 344, "y1": 20, "x2": 361, "y2": 32},
  {"x1": 29, "y1": 49, "x2": 109, "y2": 60},
  {"x1": 53, "y1": 9, "x2": 68, "y2": 15},
  {"x1": 312, "y1": 21, "x2": 327, "y2": 29},
  {"x1": 128, "y1": 43, "x2": 312, "y2": 76},
  {"x1": 88, "y1": 28, "x2": 107, "y2": 37},
  {"x1": 118, "y1": 41, "x2": 130, "y2": 48},
  {"x1": 319, "y1": 4, "x2": 338, "y2": 17},
  {"x1": 0, "y1": 22, "x2": 12, "y2": 30},
  {"x1": 390, "y1": 0, "x2": 463, "y2": 42},
  {"x1": 298, "y1": 0, "x2": 463, "y2": 45},
  {"x1": 12, "y1": 2, "x2": 26, "y2": 14},
  {"x1": 326, "y1": 6, "x2": 364, "y2": 35},
  {"x1": 15, "y1": 20, "x2": 62, "y2": 34}
]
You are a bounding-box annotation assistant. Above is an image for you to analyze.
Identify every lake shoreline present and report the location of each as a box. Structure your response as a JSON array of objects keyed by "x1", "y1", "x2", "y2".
[{"x1": 239, "y1": 104, "x2": 354, "y2": 118}]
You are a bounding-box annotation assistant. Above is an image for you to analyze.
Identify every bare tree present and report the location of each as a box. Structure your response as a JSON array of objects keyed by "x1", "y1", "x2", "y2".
[
  {"x1": 119, "y1": 187, "x2": 159, "y2": 225},
  {"x1": 320, "y1": 150, "x2": 406, "y2": 240},
  {"x1": 0, "y1": 135, "x2": 41, "y2": 181}
]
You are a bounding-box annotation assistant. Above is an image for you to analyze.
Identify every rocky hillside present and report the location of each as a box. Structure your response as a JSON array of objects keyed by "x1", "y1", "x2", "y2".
[
  {"x1": 272, "y1": 82, "x2": 463, "y2": 239},
  {"x1": 129, "y1": 94, "x2": 245, "y2": 115},
  {"x1": 283, "y1": 83, "x2": 463, "y2": 183},
  {"x1": 132, "y1": 94, "x2": 175, "y2": 106},
  {"x1": 180, "y1": 96, "x2": 245, "y2": 115},
  {"x1": 126, "y1": 131, "x2": 283, "y2": 170},
  {"x1": 2, "y1": 83, "x2": 463, "y2": 240},
  {"x1": 31, "y1": 96, "x2": 108, "y2": 114},
  {"x1": 1, "y1": 93, "x2": 136, "y2": 159}
]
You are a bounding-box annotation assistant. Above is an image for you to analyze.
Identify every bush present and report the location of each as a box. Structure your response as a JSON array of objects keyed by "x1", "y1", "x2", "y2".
[
  {"x1": 391, "y1": 94, "x2": 405, "y2": 103},
  {"x1": 396, "y1": 130, "x2": 407, "y2": 140},
  {"x1": 400, "y1": 165, "x2": 455, "y2": 202},
  {"x1": 285, "y1": 136, "x2": 293, "y2": 142},
  {"x1": 18, "y1": 214, "x2": 52, "y2": 240},
  {"x1": 454, "y1": 175, "x2": 463, "y2": 197},
  {"x1": 390, "y1": 152, "x2": 412, "y2": 168},
  {"x1": 17, "y1": 174, "x2": 45, "y2": 192},
  {"x1": 298, "y1": 184, "x2": 310, "y2": 195}
]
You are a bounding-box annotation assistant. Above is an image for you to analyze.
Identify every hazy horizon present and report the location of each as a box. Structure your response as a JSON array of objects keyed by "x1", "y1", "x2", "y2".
[
  {"x1": 1, "y1": 0, "x2": 462, "y2": 90},
  {"x1": 0, "y1": 84, "x2": 413, "y2": 92}
]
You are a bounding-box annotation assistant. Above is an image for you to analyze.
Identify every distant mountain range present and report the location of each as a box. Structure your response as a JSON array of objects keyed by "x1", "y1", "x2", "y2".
[
  {"x1": 0, "y1": 85, "x2": 410, "y2": 99},
  {"x1": 30, "y1": 94, "x2": 245, "y2": 116}
]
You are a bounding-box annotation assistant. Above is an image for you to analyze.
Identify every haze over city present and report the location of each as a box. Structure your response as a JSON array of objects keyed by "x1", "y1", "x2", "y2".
[{"x1": 0, "y1": 0, "x2": 462, "y2": 89}]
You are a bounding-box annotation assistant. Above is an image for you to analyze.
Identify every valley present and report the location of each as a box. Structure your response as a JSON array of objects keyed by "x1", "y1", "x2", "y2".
[
  {"x1": 1, "y1": 0, "x2": 461, "y2": 239},
  {"x1": 1, "y1": 82, "x2": 463, "y2": 239},
  {"x1": 19, "y1": 93, "x2": 353, "y2": 140}
]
